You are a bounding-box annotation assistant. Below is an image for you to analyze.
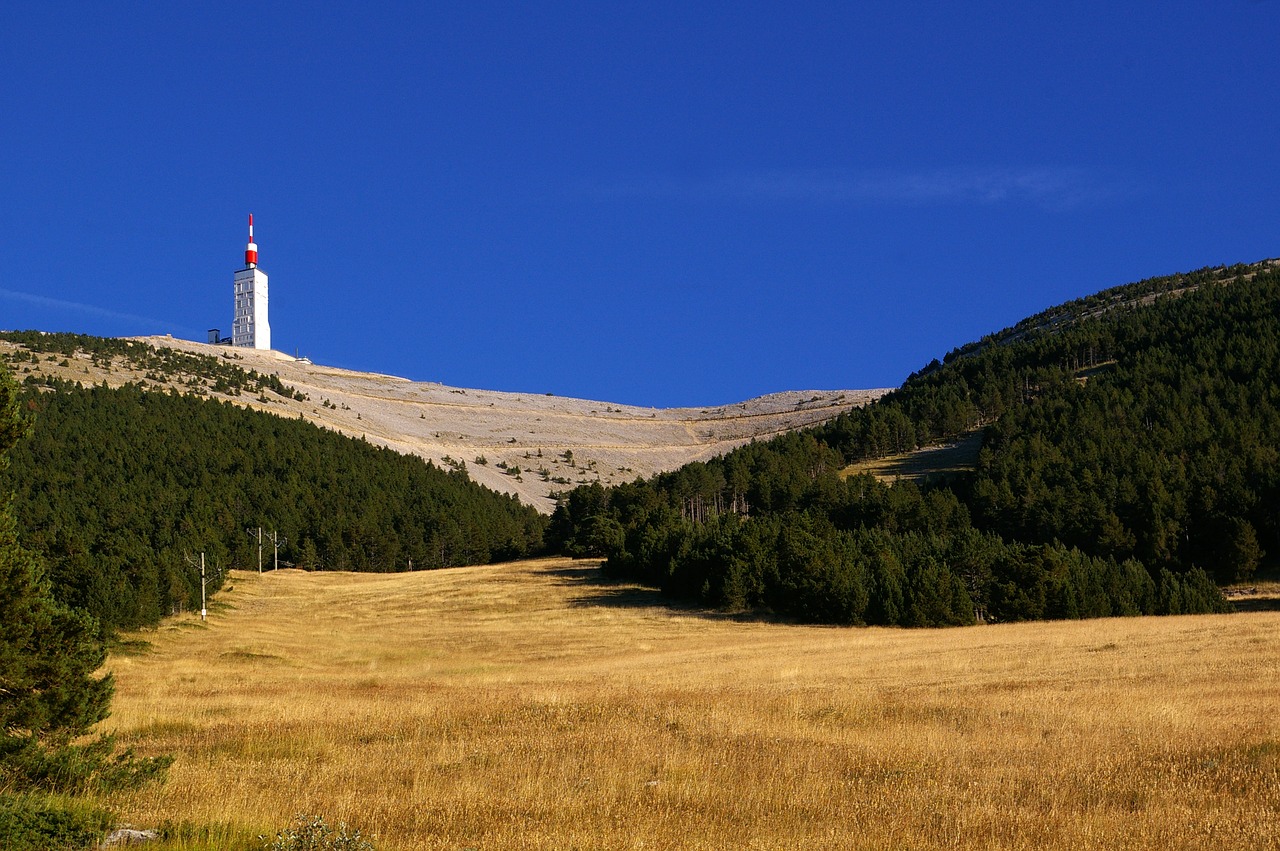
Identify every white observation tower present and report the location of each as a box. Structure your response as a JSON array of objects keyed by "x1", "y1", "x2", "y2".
[{"x1": 232, "y1": 213, "x2": 271, "y2": 349}]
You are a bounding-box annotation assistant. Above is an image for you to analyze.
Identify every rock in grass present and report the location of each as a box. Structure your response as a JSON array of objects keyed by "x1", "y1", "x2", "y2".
[{"x1": 101, "y1": 828, "x2": 159, "y2": 847}]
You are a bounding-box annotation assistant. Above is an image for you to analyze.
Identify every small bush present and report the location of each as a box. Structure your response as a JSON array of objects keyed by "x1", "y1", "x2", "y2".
[
  {"x1": 0, "y1": 793, "x2": 113, "y2": 851},
  {"x1": 0, "y1": 733, "x2": 172, "y2": 794},
  {"x1": 262, "y1": 814, "x2": 376, "y2": 850}
]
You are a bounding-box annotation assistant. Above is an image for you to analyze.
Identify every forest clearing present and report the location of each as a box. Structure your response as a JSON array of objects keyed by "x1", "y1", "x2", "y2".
[
  {"x1": 839, "y1": 429, "x2": 985, "y2": 484},
  {"x1": 98, "y1": 559, "x2": 1280, "y2": 850}
]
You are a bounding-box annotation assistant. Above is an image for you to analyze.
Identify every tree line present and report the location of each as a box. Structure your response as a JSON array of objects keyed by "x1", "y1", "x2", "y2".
[{"x1": 2, "y1": 376, "x2": 548, "y2": 633}]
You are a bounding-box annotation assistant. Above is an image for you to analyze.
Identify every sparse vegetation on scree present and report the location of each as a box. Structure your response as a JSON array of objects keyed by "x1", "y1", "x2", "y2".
[{"x1": 0, "y1": 330, "x2": 302, "y2": 400}]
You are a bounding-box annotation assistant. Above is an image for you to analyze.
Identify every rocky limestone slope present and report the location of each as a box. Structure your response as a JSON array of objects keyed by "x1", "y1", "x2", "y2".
[{"x1": 7, "y1": 334, "x2": 888, "y2": 512}]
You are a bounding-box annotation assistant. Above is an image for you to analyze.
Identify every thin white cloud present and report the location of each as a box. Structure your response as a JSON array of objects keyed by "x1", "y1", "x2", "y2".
[
  {"x1": 0, "y1": 287, "x2": 189, "y2": 334},
  {"x1": 601, "y1": 166, "x2": 1120, "y2": 211}
]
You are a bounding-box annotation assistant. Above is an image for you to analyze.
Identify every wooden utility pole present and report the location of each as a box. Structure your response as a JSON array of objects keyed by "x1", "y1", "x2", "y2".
[
  {"x1": 247, "y1": 527, "x2": 264, "y2": 573},
  {"x1": 183, "y1": 552, "x2": 209, "y2": 621},
  {"x1": 265, "y1": 530, "x2": 286, "y2": 571}
]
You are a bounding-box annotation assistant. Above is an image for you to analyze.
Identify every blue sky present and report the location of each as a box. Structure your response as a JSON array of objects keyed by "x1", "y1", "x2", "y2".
[{"x1": 2, "y1": 2, "x2": 1277, "y2": 407}]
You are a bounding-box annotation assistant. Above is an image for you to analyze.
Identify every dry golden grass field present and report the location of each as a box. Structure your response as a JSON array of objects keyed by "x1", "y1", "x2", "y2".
[{"x1": 99, "y1": 560, "x2": 1280, "y2": 850}]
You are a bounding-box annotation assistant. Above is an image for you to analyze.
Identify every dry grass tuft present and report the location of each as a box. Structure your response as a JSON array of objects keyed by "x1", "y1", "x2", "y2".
[{"x1": 99, "y1": 560, "x2": 1280, "y2": 849}]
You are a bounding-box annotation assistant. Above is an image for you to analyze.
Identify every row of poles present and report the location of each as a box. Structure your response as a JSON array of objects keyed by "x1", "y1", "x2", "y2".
[
  {"x1": 184, "y1": 527, "x2": 287, "y2": 622},
  {"x1": 247, "y1": 526, "x2": 287, "y2": 574}
]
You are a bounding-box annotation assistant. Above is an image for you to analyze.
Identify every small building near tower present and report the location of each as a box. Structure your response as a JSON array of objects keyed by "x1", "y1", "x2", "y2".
[{"x1": 232, "y1": 214, "x2": 271, "y2": 350}]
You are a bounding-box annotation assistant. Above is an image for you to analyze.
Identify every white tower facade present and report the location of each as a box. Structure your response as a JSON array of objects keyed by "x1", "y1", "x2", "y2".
[{"x1": 232, "y1": 213, "x2": 271, "y2": 350}]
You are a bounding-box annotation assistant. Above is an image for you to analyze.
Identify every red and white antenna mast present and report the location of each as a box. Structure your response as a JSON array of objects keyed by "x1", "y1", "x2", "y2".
[{"x1": 245, "y1": 213, "x2": 258, "y2": 266}]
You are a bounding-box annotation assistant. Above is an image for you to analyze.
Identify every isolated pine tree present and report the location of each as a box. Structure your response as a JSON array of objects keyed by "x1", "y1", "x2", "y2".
[{"x1": 0, "y1": 368, "x2": 113, "y2": 788}]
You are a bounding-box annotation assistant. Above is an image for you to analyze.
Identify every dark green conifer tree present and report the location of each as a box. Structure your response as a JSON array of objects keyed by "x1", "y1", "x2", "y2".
[{"x1": 0, "y1": 367, "x2": 159, "y2": 793}]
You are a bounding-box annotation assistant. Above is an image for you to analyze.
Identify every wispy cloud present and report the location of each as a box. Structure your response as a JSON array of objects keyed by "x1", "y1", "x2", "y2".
[
  {"x1": 600, "y1": 166, "x2": 1120, "y2": 211},
  {"x1": 0, "y1": 287, "x2": 190, "y2": 334}
]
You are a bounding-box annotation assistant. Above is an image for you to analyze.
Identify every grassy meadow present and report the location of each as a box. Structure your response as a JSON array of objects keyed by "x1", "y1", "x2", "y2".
[
  {"x1": 98, "y1": 559, "x2": 1280, "y2": 850},
  {"x1": 839, "y1": 430, "x2": 985, "y2": 484}
]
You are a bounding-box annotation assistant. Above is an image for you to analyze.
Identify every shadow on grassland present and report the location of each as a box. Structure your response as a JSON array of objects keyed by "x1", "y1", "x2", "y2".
[
  {"x1": 1230, "y1": 596, "x2": 1280, "y2": 612},
  {"x1": 1218, "y1": 570, "x2": 1280, "y2": 611},
  {"x1": 548, "y1": 562, "x2": 760, "y2": 622},
  {"x1": 1224, "y1": 575, "x2": 1280, "y2": 612},
  {"x1": 840, "y1": 429, "x2": 984, "y2": 485}
]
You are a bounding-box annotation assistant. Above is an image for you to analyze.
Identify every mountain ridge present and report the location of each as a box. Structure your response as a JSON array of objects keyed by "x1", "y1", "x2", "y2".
[{"x1": 1, "y1": 333, "x2": 887, "y2": 512}]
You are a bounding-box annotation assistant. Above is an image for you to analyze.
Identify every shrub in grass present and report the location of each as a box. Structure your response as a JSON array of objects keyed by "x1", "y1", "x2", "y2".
[
  {"x1": 262, "y1": 813, "x2": 376, "y2": 850},
  {"x1": 0, "y1": 793, "x2": 113, "y2": 851}
]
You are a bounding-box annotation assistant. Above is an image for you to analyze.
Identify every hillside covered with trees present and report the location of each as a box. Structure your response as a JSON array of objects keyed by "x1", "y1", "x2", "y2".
[
  {"x1": 0, "y1": 370, "x2": 547, "y2": 633},
  {"x1": 548, "y1": 261, "x2": 1280, "y2": 626}
]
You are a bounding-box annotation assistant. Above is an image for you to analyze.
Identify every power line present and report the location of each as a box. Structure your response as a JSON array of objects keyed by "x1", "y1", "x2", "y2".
[
  {"x1": 182, "y1": 551, "x2": 211, "y2": 621},
  {"x1": 264, "y1": 529, "x2": 287, "y2": 571},
  {"x1": 247, "y1": 526, "x2": 264, "y2": 573}
]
